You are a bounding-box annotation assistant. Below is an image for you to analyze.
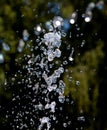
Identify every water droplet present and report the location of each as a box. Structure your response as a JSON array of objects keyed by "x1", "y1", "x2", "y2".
[
  {"x1": 2, "y1": 42, "x2": 10, "y2": 51},
  {"x1": 22, "y1": 29, "x2": 29, "y2": 41},
  {"x1": 63, "y1": 123, "x2": 67, "y2": 127},
  {"x1": 34, "y1": 25, "x2": 42, "y2": 35},
  {"x1": 81, "y1": 40, "x2": 85, "y2": 47},
  {"x1": 58, "y1": 95, "x2": 65, "y2": 103},
  {"x1": 76, "y1": 81, "x2": 80, "y2": 86},
  {"x1": 77, "y1": 116, "x2": 85, "y2": 122},
  {"x1": 36, "y1": 26, "x2": 42, "y2": 32},
  {"x1": 53, "y1": 16, "x2": 63, "y2": 28},
  {"x1": 84, "y1": 11, "x2": 92, "y2": 22},
  {"x1": 48, "y1": 53, "x2": 54, "y2": 61},
  {"x1": 0, "y1": 53, "x2": 4, "y2": 63},
  {"x1": 69, "y1": 56, "x2": 74, "y2": 61},
  {"x1": 70, "y1": 12, "x2": 77, "y2": 24},
  {"x1": 17, "y1": 39, "x2": 25, "y2": 52}
]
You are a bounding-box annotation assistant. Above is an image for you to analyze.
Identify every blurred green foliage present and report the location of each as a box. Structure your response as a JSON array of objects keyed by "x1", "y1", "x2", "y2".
[{"x1": 64, "y1": 42, "x2": 104, "y2": 112}]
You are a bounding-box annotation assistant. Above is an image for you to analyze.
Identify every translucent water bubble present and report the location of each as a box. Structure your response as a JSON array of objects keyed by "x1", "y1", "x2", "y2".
[
  {"x1": 58, "y1": 95, "x2": 65, "y2": 103},
  {"x1": 0, "y1": 53, "x2": 4, "y2": 63},
  {"x1": 63, "y1": 60, "x2": 68, "y2": 65},
  {"x1": 48, "y1": 53, "x2": 54, "y2": 61}
]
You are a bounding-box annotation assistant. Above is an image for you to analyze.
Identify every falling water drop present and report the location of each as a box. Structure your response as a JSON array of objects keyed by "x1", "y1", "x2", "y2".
[
  {"x1": 70, "y1": 12, "x2": 77, "y2": 24},
  {"x1": 84, "y1": 11, "x2": 92, "y2": 22},
  {"x1": 2, "y1": 2, "x2": 104, "y2": 129},
  {"x1": 77, "y1": 116, "x2": 85, "y2": 122},
  {"x1": 76, "y1": 81, "x2": 80, "y2": 86},
  {"x1": 69, "y1": 56, "x2": 73, "y2": 61},
  {"x1": 53, "y1": 16, "x2": 63, "y2": 28},
  {"x1": 0, "y1": 53, "x2": 4, "y2": 63},
  {"x1": 2, "y1": 42, "x2": 10, "y2": 51},
  {"x1": 17, "y1": 39, "x2": 25, "y2": 52},
  {"x1": 22, "y1": 29, "x2": 29, "y2": 41}
]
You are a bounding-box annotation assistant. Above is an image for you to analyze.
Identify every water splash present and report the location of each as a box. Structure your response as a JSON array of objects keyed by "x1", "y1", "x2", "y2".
[
  {"x1": 2, "y1": 1, "x2": 104, "y2": 129},
  {"x1": 5, "y1": 17, "x2": 67, "y2": 129}
]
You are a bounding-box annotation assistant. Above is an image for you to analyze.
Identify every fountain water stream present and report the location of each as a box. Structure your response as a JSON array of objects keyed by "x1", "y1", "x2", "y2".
[{"x1": 1, "y1": 1, "x2": 104, "y2": 129}]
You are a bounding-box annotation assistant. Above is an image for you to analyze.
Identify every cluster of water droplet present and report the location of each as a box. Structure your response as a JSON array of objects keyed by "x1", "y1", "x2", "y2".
[
  {"x1": 4, "y1": 15, "x2": 68, "y2": 129},
  {"x1": 69, "y1": 1, "x2": 104, "y2": 24},
  {"x1": 2, "y1": 1, "x2": 104, "y2": 129},
  {"x1": 35, "y1": 21, "x2": 66, "y2": 130},
  {"x1": 43, "y1": 32, "x2": 61, "y2": 61}
]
